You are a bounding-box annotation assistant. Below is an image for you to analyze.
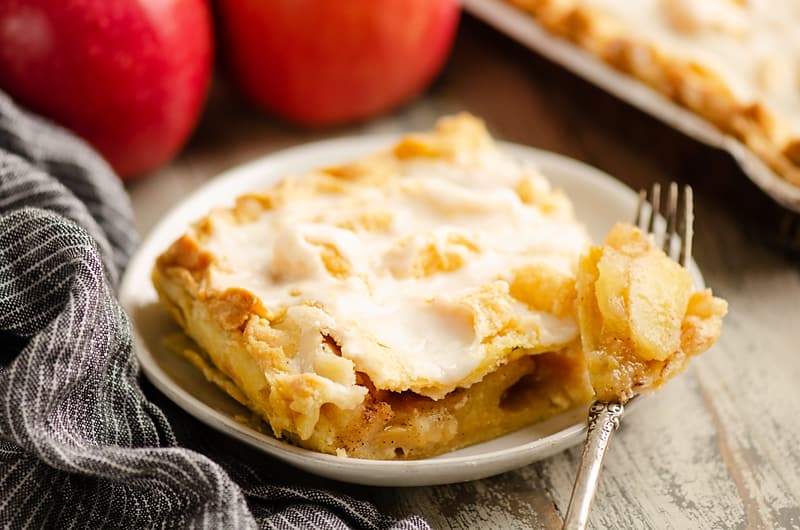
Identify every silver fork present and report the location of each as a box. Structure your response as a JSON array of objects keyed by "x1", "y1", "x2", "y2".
[{"x1": 562, "y1": 182, "x2": 694, "y2": 530}]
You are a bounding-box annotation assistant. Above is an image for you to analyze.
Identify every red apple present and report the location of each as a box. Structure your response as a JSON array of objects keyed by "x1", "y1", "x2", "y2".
[
  {"x1": 216, "y1": 0, "x2": 459, "y2": 126},
  {"x1": 0, "y1": 0, "x2": 213, "y2": 179}
]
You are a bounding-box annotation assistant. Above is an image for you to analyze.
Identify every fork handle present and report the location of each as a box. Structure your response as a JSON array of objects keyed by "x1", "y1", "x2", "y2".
[{"x1": 562, "y1": 401, "x2": 625, "y2": 530}]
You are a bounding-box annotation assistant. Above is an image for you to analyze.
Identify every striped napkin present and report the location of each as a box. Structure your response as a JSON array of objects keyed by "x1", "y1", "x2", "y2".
[{"x1": 0, "y1": 91, "x2": 428, "y2": 530}]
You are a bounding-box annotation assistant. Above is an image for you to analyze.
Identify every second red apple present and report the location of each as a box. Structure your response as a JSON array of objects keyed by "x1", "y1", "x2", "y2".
[{"x1": 217, "y1": 0, "x2": 460, "y2": 126}]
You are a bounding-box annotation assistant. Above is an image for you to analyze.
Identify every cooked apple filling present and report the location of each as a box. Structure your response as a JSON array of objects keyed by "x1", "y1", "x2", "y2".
[
  {"x1": 577, "y1": 224, "x2": 726, "y2": 402},
  {"x1": 153, "y1": 114, "x2": 725, "y2": 459}
]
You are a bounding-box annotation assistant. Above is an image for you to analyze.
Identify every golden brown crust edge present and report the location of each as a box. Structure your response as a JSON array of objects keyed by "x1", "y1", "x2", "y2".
[{"x1": 153, "y1": 256, "x2": 594, "y2": 459}]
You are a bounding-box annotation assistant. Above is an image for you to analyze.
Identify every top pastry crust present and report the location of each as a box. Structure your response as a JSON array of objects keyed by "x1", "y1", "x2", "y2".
[
  {"x1": 508, "y1": 0, "x2": 800, "y2": 187},
  {"x1": 153, "y1": 114, "x2": 726, "y2": 459}
]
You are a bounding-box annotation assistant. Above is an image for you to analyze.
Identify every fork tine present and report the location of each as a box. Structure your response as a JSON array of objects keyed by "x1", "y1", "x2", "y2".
[
  {"x1": 664, "y1": 182, "x2": 679, "y2": 260},
  {"x1": 647, "y1": 183, "x2": 661, "y2": 238},
  {"x1": 678, "y1": 185, "x2": 694, "y2": 267},
  {"x1": 634, "y1": 182, "x2": 693, "y2": 266},
  {"x1": 635, "y1": 189, "x2": 648, "y2": 229}
]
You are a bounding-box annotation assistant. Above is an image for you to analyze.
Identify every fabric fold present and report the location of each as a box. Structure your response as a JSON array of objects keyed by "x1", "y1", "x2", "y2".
[{"x1": 0, "y1": 90, "x2": 428, "y2": 530}]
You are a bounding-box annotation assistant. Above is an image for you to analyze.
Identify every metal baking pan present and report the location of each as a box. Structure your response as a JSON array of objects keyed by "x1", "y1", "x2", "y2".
[{"x1": 463, "y1": 0, "x2": 800, "y2": 217}]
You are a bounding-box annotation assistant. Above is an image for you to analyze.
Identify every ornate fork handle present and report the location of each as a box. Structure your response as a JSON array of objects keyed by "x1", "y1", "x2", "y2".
[{"x1": 562, "y1": 401, "x2": 625, "y2": 530}]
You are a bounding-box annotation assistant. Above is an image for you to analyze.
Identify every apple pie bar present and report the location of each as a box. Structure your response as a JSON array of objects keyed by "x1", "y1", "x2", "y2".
[
  {"x1": 506, "y1": 0, "x2": 800, "y2": 187},
  {"x1": 152, "y1": 114, "x2": 726, "y2": 459}
]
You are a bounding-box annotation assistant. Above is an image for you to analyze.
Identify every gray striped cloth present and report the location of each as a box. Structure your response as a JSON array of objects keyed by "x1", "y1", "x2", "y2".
[{"x1": 0, "y1": 91, "x2": 429, "y2": 530}]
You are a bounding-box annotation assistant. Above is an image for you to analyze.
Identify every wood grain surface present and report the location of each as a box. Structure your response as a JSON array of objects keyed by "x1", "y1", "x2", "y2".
[{"x1": 128, "y1": 17, "x2": 800, "y2": 530}]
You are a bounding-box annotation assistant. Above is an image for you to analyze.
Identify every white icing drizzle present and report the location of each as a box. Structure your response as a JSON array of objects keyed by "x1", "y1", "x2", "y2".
[{"x1": 205, "y1": 154, "x2": 589, "y2": 399}]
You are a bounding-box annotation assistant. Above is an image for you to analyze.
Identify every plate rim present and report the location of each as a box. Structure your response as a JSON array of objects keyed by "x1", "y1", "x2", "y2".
[{"x1": 120, "y1": 133, "x2": 702, "y2": 486}]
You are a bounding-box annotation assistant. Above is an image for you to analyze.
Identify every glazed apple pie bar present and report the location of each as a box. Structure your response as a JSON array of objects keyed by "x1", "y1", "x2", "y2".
[
  {"x1": 506, "y1": 0, "x2": 800, "y2": 187},
  {"x1": 152, "y1": 114, "x2": 726, "y2": 459}
]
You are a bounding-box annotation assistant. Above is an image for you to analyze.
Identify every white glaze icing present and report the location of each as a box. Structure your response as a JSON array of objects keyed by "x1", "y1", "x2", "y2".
[{"x1": 204, "y1": 152, "x2": 589, "y2": 399}]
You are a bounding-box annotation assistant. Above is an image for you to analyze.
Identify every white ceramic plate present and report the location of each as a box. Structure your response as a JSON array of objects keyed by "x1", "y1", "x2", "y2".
[{"x1": 119, "y1": 135, "x2": 703, "y2": 487}]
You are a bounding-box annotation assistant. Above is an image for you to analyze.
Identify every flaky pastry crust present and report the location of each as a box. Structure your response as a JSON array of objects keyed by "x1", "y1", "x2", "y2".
[{"x1": 153, "y1": 115, "x2": 725, "y2": 459}]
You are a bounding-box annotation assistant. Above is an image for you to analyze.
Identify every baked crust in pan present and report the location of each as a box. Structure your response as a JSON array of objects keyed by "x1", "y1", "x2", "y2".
[{"x1": 508, "y1": 0, "x2": 800, "y2": 187}]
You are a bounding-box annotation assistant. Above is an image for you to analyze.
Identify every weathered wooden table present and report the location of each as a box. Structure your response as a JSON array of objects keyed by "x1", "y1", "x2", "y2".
[{"x1": 128, "y1": 17, "x2": 800, "y2": 529}]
